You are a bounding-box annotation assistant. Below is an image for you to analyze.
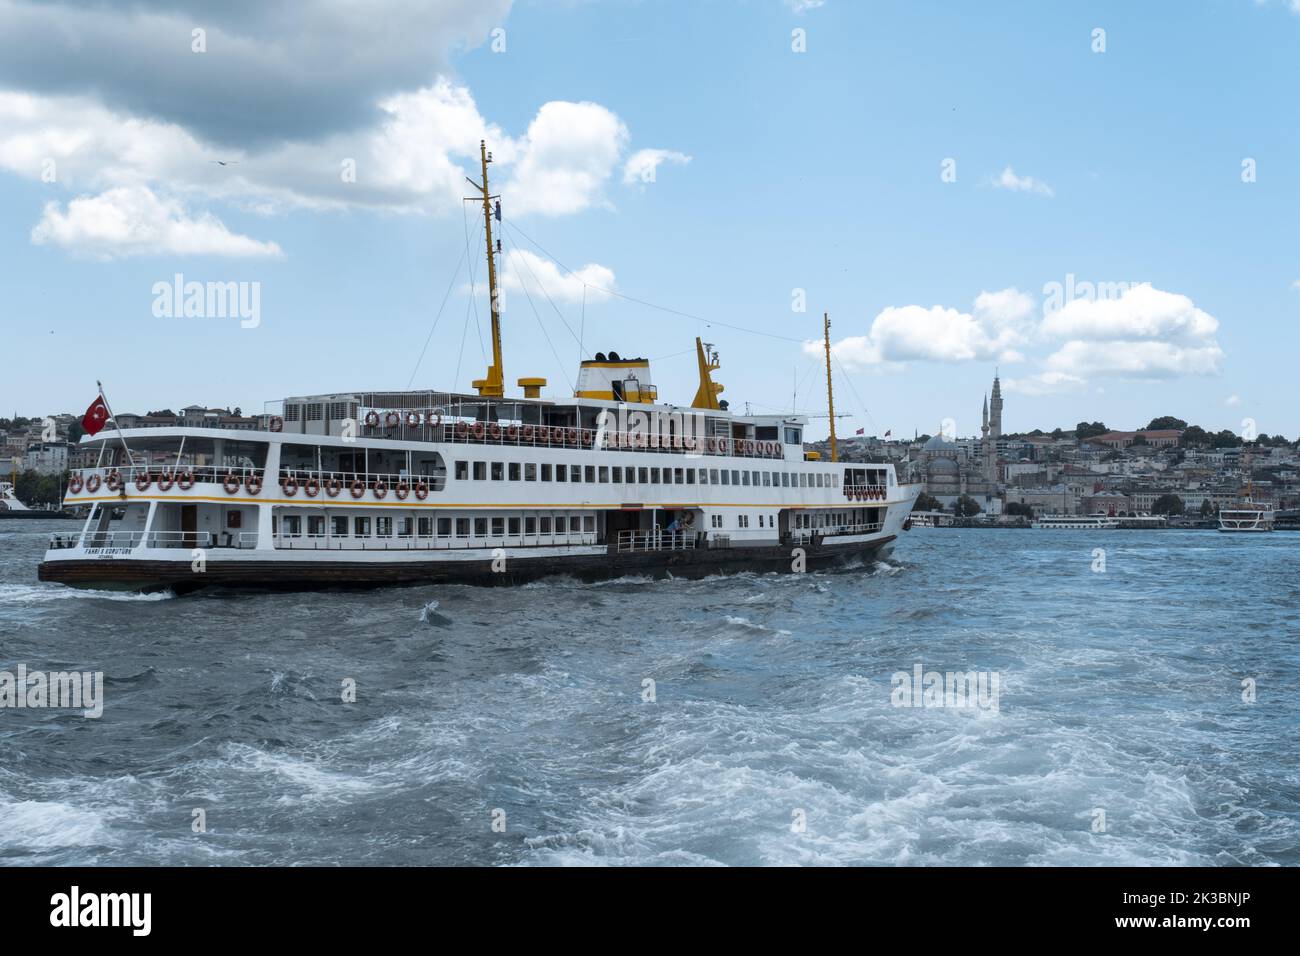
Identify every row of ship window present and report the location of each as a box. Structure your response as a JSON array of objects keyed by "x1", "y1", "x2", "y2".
[
  {"x1": 454, "y1": 460, "x2": 842, "y2": 489},
  {"x1": 275, "y1": 513, "x2": 597, "y2": 539}
]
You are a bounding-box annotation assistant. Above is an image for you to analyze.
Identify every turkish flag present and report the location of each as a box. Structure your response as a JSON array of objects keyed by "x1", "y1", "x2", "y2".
[{"x1": 82, "y1": 395, "x2": 109, "y2": 436}]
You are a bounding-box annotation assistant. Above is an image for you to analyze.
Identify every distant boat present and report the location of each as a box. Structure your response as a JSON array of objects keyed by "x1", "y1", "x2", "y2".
[
  {"x1": 0, "y1": 481, "x2": 30, "y2": 512},
  {"x1": 1032, "y1": 514, "x2": 1119, "y2": 530},
  {"x1": 1218, "y1": 502, "x2": 1274, "y2": 533}
]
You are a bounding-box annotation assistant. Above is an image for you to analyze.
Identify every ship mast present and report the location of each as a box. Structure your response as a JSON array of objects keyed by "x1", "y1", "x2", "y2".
[
  {"x1": 823, "y1": 312, "x2": 838, "y2": 463},
  {"x1": 470, "y1": 140, "x2": 504, "y2": 398}
]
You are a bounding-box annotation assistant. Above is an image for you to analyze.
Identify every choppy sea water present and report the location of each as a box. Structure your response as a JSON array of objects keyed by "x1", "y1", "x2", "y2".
[{"x1": 1, "y1": 519, "x2": 1297, "y2": 866}]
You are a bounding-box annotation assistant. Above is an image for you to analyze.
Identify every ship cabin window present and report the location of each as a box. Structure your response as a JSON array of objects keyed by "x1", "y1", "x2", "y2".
[
  {"x1": 354, "y1": 516, "x2": 371, "y2": 537},
  {"x1": 399, "y1": 517, "x2": 413, "y2": 537},
  {"x1": 491, "y1": 462, "x2": 504, "y2": 481},
  {"x1": 571, "y1": 465, "x2": 582, "y2": 482},
  {"x1": 584, "y1": 516, "x2": 595, "y2": 533},
  {"x1": 785, "y1": 427, "x2": 802, "y2": 445},
  {"x1": 307, "y1": 516, "x2": 325, "y2": 538},
  {"x1": 438, "y1": 518, "x2": 452, "y2": 537},
  {"x1": 525, "y1": 517, "x2": 537, "y2": 535},
  {"x1": 455, "y1": 460, "x2": 468, "y2": 480},
  {"x1": 540, "y1": 516, "x2": 552, "y2": 533},
  {"x1": 743, "y1": 472, "x2": 751, "y2": 486},
  {"x1": 739, "y1": 515, "x2": 749, "y2": 528},
  {"x1": 762, "y1": 472, "x2": 771, "y2": 487},
  {"x1": 473, "y1": 462, "x2": 486, "y2": 481},
  {"x1": 542, "y1": 464, "x2": 552, "y2": 481},
  {"x1": 556, "y1": 465, "x2": 567, "y2": 482},
  {"x1": 525, "y1": 463, "x2": 537, "y2": 481},
  {"x1": 611, "y1": 467, "x2": 622, "y2": 484},
  {"x1": 509, "y1": 463, "x2": 521, "y2": 481},
  {"x1": 331, "y1": 516, "x2": 348, "y2": 537},
  {"x1": 491, "y1": 517, "x2": 504, "y2": 536},
  {"x1": 508, "y1": 517, "x2": 521, "y2": 536},
  {"x1": 474, "y1": 518, "x2": 488, "y2": 537},
  {"x1": 418, "y1": 517, "x2": 433, "y2": 537},
  {"x1": 377, "y1": 517, "x2": 393, "y2": 537},
  {"x1": 720, "y1": 470, "x2": 730, "y2": 486},
  {"x1": 685, "y1": 469, "x2": 695, "y2": 485},
  {"x1": 625, "y1": 467, "x2": 636, "y2": 483},
  {"x1": 456, "y1": 518, "x2": 470, "y2": 538},
  {"x1": 556, "y1": 516, "x2": 568, "y2": 534},
  {"x1": 759, "y1": 515, "x2": 765, "y2": 527},
  {"x1": 638, "y1": 467, "x2": 649, "y2": 484},
  {"x1": 585, "y1": 466, "x2": 596, "y2": 483},
  {"x1": 651, "y1": 468, "x2": 660, "y2": 484},
  {"x1": 281, "y1": 515, "x2": 302, "y2": 537},
  {"x1": 709, "y1": 469, "x2": 719, "y2": 484},
  {"x1": 599, "y1": 467, "x2": 609, "y2": 483}
]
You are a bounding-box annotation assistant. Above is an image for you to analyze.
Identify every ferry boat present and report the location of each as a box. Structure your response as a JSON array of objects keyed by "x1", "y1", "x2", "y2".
[
  {"x1": 0, "y1": 481, "x2": 31, "y2": 514},
  {"x1": 38, "y1": 143, "x2": 920, "y2": 593},
  {"x1": 1218, "y1": 502, "x2": 1274, "y2": 533},
  {"x1": 1031, "y1": 514, "x2": 1120, "y2": 530}
]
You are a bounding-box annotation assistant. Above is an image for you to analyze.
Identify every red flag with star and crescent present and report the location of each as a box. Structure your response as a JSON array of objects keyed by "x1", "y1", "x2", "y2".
[{"x1": 82, "y1": 395, "x2": 109, "y2": 436}]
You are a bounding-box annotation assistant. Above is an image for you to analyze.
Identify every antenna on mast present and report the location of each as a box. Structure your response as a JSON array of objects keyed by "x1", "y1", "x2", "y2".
[
  {"x1": 468, "y1": 140, "x2": 505, "y2": 398},
  {"x1": 823, "y1": 313, "x2": 838, "y2": 463}
]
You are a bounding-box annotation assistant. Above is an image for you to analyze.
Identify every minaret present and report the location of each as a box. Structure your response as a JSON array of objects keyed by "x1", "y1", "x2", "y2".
[{"x1": 990, "y1": 372, "x2": 1003, "y2": 441}]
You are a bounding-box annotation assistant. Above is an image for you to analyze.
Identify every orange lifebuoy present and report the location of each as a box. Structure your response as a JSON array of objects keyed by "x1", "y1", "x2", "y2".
[
  {"x1": 177, "y1": 470, "x2": 194, "y2": 490},
  {"x1": 406, "y1": 411, "x2": 421, "y2": 428},
  {"x1": 304, "y1": 477, "x2": 320, "y2": 498},
  {"x1": 395, "y1": 481, "x2": 410, "y2": 500},
  {"x1": 135, "y1": 473, "x2": 152, "y2": 491},
  {"x1": 455, "y1": 420, "x2": 469, "y2": 439},
  {"x1": 325, "y1": 477, "x2": 341, "y2": 497},
  {"x1": 372, "y1": 479, "x2": 388, "y2": 499},
  {"x1": 223, "y1": 472, "x2": 240, "y2": 494},
  {"x1": 489, "y1": 422, "x2": 501, "y2": 440},
  {"x1": 283, "y1": 476, "x2": 299, "y2": 497},
  {"x1": 69, "y1": 474, "x2": 83, "y2": 494},
  {"x1": 567, "y1": 428, "x2": 579, "y2": 445},
  {"x1": 522, "y1": 424, "x2": 534, "y2": 441},
  {"x1": 365, "y1": 411, "x2": 380, "y2": 428},
  {"x1": 384, "y1": 411, "x2": 400, "y2": 429},
  {"x1": 86, "y1": 473, "x2": 101, "y2": 493},
  {"x1": 472, "y1": 422, "x2": 485, "y2": 440},
  {"x1": 245, "y1": 474, "x2": 262, "y2": 495},
  {"x1": 414, "y1": 481, "x2": 429, "y2": 500},
  {"x1": 350, "y1": 478, "x2": 365, "y2": 499},
  {"x1": 105, "y1": 470, "x2": 121, "y2": 491},
  {"x1": 507, "y1": 424, "x2": 518, "y2": 441},
  {"x1": 268, "y1": 415, "x2": 284, "y2": 432},
  {"x1": 157, "y1": 471, "x2": 174, "y2": 491}
]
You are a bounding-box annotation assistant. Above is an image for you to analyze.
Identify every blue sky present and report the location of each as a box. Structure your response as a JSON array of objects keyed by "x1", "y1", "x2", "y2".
[{"x1": 2, "y1": 0, "x2": 1298, "y2": 440}]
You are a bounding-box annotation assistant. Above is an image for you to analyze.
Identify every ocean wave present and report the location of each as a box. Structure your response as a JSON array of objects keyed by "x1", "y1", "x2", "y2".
[{"x1": 0, "y1": 583, "x2": 174, "y2": 604}]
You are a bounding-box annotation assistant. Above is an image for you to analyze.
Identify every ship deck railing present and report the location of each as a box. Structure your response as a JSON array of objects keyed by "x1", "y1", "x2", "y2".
[
  {"x1": 616, "y1": 529, "x2": 698, "y2": 553},
  {"x1": 841, "y1": 484, "x2": 890, "y2": 501}
]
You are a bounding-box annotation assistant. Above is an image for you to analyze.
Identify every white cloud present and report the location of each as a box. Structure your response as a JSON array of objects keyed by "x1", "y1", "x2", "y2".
[
  {"x1": 622, "y1": 148, "x2": 691, "y2": 186},
  {"x1": 30, "y1": 186, "x2": 282, "y2": 259},
  {"x1": 809, "y1": 288, "x2": 1033, "y2": 369},
  {"x1": 992, "y1": 165, "x2": 1054, "y2": 197},
  {"x1": 1226, "y1": 394, "x2": 1242, "y2": 407},
  {"x1": 1036, "y1": 283, "x2": 1224, "y2": 380},
  {"x1": 785, "y1": 0, "x2": 826, "y2": 11},
  {"x1": 1002, "y1": 371, "x2": 1086, "y2": 396},
  {"x1": 1041, "y1": 283, "x2": 1218, "y2": 344},
  {"x1": 1042, "y1": 339, "x2": 1222, "y2": 380},
  {"x1": 500, "y1": 248, "x2": 615, "y2": 304},
  {"x1": 504, "y1": 101, "x2": 628, "y2": 216}
]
